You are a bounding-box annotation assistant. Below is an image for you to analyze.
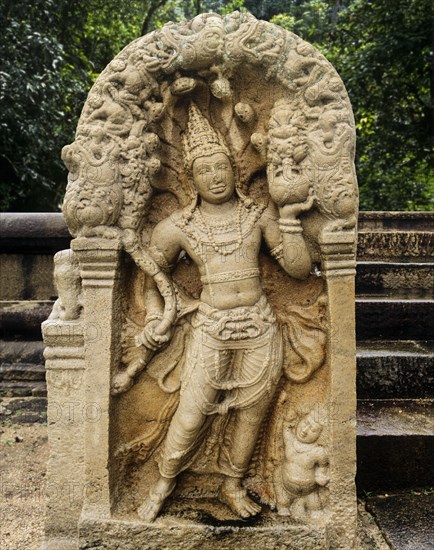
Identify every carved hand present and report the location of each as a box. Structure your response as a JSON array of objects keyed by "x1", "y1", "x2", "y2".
[
  {"x1": 136, "y1": 319, "x2": 173, "y2": 351},
  {"x1": 279, "y1": 189, "x2": 314, "y2": 220},
  {"x1": 111, "y1": 371, "x2": 134, "y2": 395},
  {"x1": 315, "y1": 466, "x2": 330, "y2": 487}
]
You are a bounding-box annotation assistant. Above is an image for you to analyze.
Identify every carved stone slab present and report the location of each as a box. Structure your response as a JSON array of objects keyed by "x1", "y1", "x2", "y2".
[{"x1": 42, "y1": 11, "x2": 358, "y2": 550}]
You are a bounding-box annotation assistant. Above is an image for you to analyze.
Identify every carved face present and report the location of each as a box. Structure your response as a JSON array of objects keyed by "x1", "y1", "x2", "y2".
[
  {"x1": 296, "y1": 416, "x2": 323, "y2": 444},
  {"x1": 192, "y1": 152, "x2": 235, "y2": 204}
]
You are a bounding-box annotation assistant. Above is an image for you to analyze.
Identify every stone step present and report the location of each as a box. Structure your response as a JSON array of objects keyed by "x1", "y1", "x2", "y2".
[
  {"x1": 0, "y1": 339, "x2": 45, "y2": 362},
  {"x1": 1, "y1": 339, "x2": 432, "y2": 399},
  {"x1": 357, "y1": 230, "x2": 434, "y2": 261},
  {"x1": 358, "y1": 211, "x2": 434, "y2": 232},
  {"x1": 2, "y1": 293, "x2": 433, "y2": 341},
  {"x1": 1, "y1": 395, "x2": 431, "y2": 491},
  {"x1": 0, "y1": 212, "x2": 71, "y2": 254},
  {"x1": 0, "y1": 300, "x2": 53, "y2": 338},
  {"x1": 356, "y1": 340, "x2": 434, "y2": 399},
  {"x1": 0, "y1": 363, "x2": 46, "y2": 382},
  {"x1": 365, "y1": 490, "x2": 434, "y2": 550},
  {"x1": 356, "y1": 295, "x2": 433, "y2": 340},
  {"x1": 356, "y1": 399, "x2": 434, "y2": 490},
  {"x1": 356, "y1": 261, "x2": 434, "y2": 292},
  {"x1": 0, "y1": 340, "x2": 46, "y2": 396},
  {"x1": 0, "y1": 380, "x2": 47, "y2": 398}
]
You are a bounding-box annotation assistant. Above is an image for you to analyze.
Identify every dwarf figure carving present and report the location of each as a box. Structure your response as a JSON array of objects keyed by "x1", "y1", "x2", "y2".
[{"x1": 274, "y1": 410, "x2": 329, "y2": 521}]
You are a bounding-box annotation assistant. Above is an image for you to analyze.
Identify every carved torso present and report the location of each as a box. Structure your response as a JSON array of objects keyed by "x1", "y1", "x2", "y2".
[{"x1": 167, "y1": 199, "x2": 268, "y2": 309}]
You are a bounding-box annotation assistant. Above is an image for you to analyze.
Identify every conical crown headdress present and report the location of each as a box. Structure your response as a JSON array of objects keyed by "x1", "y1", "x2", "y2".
[{"x1": 183, "y1": 103, "x2": 231, "y2": 169}]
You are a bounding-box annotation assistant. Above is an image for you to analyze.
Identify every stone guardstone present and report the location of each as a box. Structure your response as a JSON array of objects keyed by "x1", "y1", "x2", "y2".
[{"x1": 41, "y1": 11, "x2": 359, "y2": 550}]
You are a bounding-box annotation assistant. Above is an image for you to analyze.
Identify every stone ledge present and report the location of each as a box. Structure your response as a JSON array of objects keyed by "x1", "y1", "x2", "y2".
[
  {"x1": 357, "y1": 399, "x2": 434, "y2": 490},
  {"x1": 356, "y1": 261, "x2": 434, "y2": 291},
  {"x1": 356, "y1": 340, "x2": 434, "y2": 399},
  {"x1": 357, "y1": 231, "x2": 434, "y2": 260},
  {"x1": 78, "y1": 512, "x2": 328, "y2": 550},
  {"x1": 356, "y1": 297, "x2": 434, "y2": 340},
  {"x1": 358, "y1": 211, "x2": 434, "y2": 231}
]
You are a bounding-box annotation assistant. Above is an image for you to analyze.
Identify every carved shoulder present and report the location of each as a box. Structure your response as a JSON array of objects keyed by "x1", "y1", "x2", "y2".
[{"x1": 150, "y1": 213, "x2": 184, "y2": 264}]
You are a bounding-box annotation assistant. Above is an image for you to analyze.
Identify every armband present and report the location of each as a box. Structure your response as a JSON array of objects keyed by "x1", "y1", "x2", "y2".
[{"x1": 148, "y1": 245, "x2": 174, "y2": 272}]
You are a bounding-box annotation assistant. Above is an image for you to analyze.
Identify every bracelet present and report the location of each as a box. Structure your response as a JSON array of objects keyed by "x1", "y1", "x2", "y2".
[
  {"x1": 279, "y1": 218, "x2": 303, "y2": 234},
  {"x1": 279, "y1": 217, "x2": 302, "y2": 226}
]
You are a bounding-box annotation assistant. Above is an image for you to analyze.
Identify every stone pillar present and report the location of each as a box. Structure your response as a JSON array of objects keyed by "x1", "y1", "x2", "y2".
[
  {"x1": 71, "y1": 237, "x2": 122, "y2": 521},
  {"x1": 320, "y1": 231, "x2": 357, "y2": 550},
  {"x1": 41, "y1": 319, "x2": 85, "y2": 550}
]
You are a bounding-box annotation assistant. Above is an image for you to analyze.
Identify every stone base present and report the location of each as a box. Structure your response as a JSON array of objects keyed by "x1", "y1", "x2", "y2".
[
  {"x1": 39, "y1": 503, "x2": 392, "y2": 550},
  {"x1": 40, "y1": 538, "x2": 79, "y2": 550},
  {"x1": 78, "y1": 512, "x2": 328, "y2": 550}
]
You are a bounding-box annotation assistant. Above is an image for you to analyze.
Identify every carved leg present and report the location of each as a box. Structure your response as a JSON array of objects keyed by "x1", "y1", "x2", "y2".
[
  {"x1": 218, "y1": 396, "x2": 275, "y2": 518},
  {"x1": 273, "y1": 467, "x2": 293, "y2": 516},
  {"x1": 304, "y1": 486, "x2": 329, "y2": 521},
  {"x1": 137, "y1": 337, "x2": 229, "y2": 521},
  {"x1": 289, "y1": 496, "x2": 307, "y2": 522},
  {"x1": 137, "y1": 476, "x2": 176, "y2": 522}
]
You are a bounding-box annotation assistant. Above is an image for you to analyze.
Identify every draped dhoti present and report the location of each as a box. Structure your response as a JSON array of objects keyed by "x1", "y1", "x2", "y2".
[{"x1": 158, "y1": 295, "x2": 283, "y2": 479}]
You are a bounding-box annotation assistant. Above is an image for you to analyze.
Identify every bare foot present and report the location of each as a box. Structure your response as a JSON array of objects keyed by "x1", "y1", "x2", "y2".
[
  {"x1": 137, "y1": 476, "x2": 176, "y2": 522},
  {"x1": 219, "y1": 477, "x2": 261, "y2": 519}
]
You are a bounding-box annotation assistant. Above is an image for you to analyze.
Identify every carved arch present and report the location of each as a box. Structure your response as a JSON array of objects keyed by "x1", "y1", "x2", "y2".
[{"x1": 61, "y1": 11, "x2": 358, "y2": 324}]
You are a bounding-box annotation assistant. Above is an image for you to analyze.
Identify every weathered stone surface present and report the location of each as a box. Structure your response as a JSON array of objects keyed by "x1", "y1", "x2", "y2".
[
  {"x1": 0, "y1": 339, "x2": 45, "y2": 362},
  {"x1": 42, "y1": 11, "x2": 359, "y2": 550},
  {"x1": 0, "y1": 212, "x2": 70, "y2": 252},
  {"x1": 0, "y1": 301, "x2": 53, "y2": 338},
  {"x1": 357, "y1": 399, "x2": 434, "y2": 490},
  {"x1": 358, "y1": 211, "x2": 434, "y2": 231},
  {"x1": 357, "y1": 340, "x2": 434, "y2": 399},
  {"x1": 356, "y1": 261, "x2": 434, "y2": 291},
  {"x1": 78, "y1": 513, "x2": 328, "y2": 550},
  {"x1": 0, "y1": 254, "x2": 57, "y2": 300},
  {"x1": 0, "y1": 380, "x2": 47, "y2": 397},
  {"x1": 0, "y1": 364, "x2": 45, "y2": 382},
  {"x1": 366, "y1": 491, "x2": 434, "y2": 550},
  {"x1": 357, "y1": 231, "x2": 434, "y2": 260},
  {"x1": 356, "y1": 296, "x2": 434, "y2": 340}
]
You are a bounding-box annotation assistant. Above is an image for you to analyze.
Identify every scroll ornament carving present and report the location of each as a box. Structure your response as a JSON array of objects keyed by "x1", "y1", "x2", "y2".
[
  {"x1": 61, "y1": 11, "x2": 356, "y2": 237},
  {"x1": 60, "y1": 12, "x2": 357, "y2": 356},
  {"x1": 254, "y1": 95, "x2": 358, "y2": 233}
]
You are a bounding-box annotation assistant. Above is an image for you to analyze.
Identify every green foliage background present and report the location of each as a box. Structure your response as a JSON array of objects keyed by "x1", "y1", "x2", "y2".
[{"x1": 1, "y1": 0, "x2": 432, "y2": 211}]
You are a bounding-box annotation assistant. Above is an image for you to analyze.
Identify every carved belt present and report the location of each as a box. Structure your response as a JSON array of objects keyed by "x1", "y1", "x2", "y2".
[
  {"x1": 193, "y1": 295, "x2": 275, "y2": 341},
  {"x1": 200, "y1": 268, "x2": 260, "y2": 285}
]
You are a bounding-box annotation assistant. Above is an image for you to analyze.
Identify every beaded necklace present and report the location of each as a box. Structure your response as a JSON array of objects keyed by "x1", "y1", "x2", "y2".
[
  {"x1": 195, "y1": 201, "x2": 243, "y2": 256},
  {"x1": 174, "y1": 199, "x2": 265, "y2": 262}
]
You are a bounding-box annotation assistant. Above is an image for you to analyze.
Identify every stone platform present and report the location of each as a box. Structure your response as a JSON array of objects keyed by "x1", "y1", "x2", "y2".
[{"x1": 78, "y1": 511, "x2": 327, "y2": 550}]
